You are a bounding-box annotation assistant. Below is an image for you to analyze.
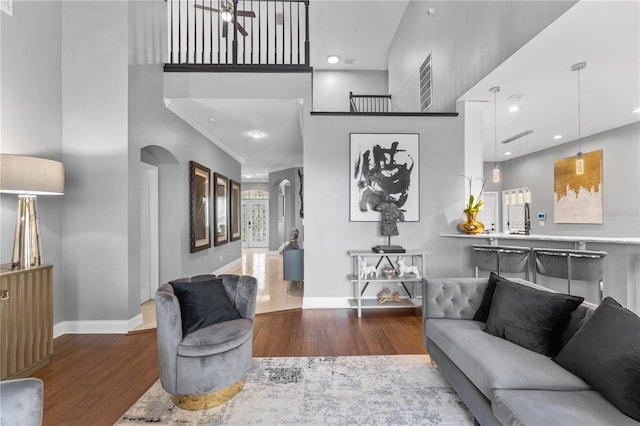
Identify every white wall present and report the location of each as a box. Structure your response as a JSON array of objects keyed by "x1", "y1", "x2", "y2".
[
  {"x1": 1, "y1": 1, "x2": 65, "y2": 323},
  {"x1": 389, "y1": 1, "x2": 576, "y2": 112},
  {"x1": 313, "y1": 70, "x2": 388, "y2": 112}
]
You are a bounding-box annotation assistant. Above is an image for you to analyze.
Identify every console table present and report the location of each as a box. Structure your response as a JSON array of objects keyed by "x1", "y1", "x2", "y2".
[
  {"x1": 347, "y1": 250, "x2": 427, "y2": 317},
  {"x1": 0, "y1": 264, "x2": 53, "y2": 379}
]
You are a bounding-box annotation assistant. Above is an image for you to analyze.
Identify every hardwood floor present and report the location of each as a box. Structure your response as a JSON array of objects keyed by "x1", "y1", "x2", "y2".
[{"x1": 33, "y1": 308, "x2": 425, "y2": 425}]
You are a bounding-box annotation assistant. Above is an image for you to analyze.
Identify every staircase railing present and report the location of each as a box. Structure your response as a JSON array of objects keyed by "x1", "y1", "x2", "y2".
[
  {"x1": 349, "y1": 92, "x2": 392, "y2": 113},
  {"x1": 166, "y1": 0, "x2": 309, "y2": 68}
]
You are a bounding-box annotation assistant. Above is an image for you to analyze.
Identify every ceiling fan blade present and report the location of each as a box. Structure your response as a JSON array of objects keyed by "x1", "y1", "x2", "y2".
[
  {"x1": 194, "y1": 4, "x2": 221, "y2": 13},
  {"x1": 236, "y1": 22, "x2": 248, "y2": 37},
  {"x1": 236, "y1": 10, "x2": 256, "y2": 18}
]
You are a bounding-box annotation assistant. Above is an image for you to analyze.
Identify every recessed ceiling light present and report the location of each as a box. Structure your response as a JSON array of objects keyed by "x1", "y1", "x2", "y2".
[
  {"x1": 249, "y1": 131, "x2": 265, "y2": 139},
  {"x1": 504, "y1": 151, "x2": 512, "y2": 156},
  {"x1": 507, "y1": 94, "x2": 525, "y2": 101},
  {"x1": 508, "y1": 105, "x2": 520, "y2": 113},
  {"x1": 208, "y1": 116, "x2": 217, "y2": 123},
  {"x1": 633, "y1": 107, "x2": 640, "y2": 113},
  {"x1": 553, "y1": 134, "x2": 563, "y2": 140},
  {"x1": 326, "y1": 55, "x2": 340, "y2": 64}
]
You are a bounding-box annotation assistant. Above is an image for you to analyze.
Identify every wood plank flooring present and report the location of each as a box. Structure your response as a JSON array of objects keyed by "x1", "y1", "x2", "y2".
[{"x1": 33, "y1": 308, "x2": 425, "y2": 426}]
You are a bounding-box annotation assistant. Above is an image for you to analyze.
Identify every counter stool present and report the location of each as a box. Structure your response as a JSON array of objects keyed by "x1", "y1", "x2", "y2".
[
  {"x1": 473, "y1": 244, "x2": 532, "y2": 280},
  {"x1": 532, "y1": 248, "x2": 607, "y2": 302}
]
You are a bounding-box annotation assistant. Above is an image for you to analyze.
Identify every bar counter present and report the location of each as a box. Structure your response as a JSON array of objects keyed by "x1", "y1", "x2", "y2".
[{"x1": 439, "y1": 232, "x2": 640, "y2": 315}]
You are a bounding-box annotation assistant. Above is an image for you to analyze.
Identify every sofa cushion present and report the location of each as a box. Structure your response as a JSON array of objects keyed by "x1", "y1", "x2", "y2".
[
  {"x1": 178, "y1": 318, "x2": 253, "y2": 357},
  {"x1": 425, "y1": 319, "x2": 591, "y2": 399},
  {"x1": 492, "y1": 389, "x2": 640, "y2": 426},
  {"x1": 554, "y1": 297, "x2": 640, "y2": 422},
  {"x1": 472, "y1": 272, "x2": 500, "y2": 322},
  {"x1": 170, "y1": 277, "x2": 242, "y2": 336},
  {"x1": 484, "y1": 279, "x2": 583, "y2": 356}
]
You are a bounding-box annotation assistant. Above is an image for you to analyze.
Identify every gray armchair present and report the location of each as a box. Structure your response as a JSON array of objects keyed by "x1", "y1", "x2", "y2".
[
  {"x1": 155, "y1": 274, "x2": 258, "y2": 410},
  {"x1": 0, "y1": 378, "x2": 44, "y2": 426}
]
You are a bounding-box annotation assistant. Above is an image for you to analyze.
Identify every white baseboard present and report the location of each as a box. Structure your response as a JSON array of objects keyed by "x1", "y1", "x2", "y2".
[
  {"x1": 212, "y1": 257, "x2": 242, "y2": 275},
  {"x1": 53, "y1": 313, "x2": 143, "y2": 338},
  {"x1": 302, "y1": 297, "x2": 351, "y2": 309}
]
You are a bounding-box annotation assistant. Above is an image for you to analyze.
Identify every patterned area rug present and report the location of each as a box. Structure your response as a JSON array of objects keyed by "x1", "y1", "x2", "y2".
[{"x1": 117, "y1": 355, "x2": 473, "y2": 425}]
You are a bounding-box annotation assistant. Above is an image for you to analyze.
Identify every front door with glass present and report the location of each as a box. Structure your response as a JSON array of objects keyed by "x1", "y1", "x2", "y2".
[{"x1": 242, "y1": 201, "x2": 269, "y2": 247}]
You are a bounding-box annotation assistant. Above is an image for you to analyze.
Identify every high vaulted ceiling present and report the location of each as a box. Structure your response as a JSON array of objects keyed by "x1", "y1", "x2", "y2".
[
  {"x1": 166, "y1": 1, "x2": 639, "y2": 181},
  {"x1": 460, "y1": 0, "x2": 640, "y2": 163}
]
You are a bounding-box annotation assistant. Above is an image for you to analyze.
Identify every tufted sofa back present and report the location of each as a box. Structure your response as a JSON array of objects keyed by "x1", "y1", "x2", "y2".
[{"x1": 423, "y1": 278, "x2": 489, "y2": 320}]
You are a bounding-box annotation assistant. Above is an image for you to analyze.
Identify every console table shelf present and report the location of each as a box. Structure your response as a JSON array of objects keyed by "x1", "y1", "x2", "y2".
[{"x1": 347, "y1": 250, "x2": 428, "y2": 317}]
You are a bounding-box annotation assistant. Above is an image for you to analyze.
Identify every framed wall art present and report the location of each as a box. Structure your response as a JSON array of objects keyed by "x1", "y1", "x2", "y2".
[
  {"x1": 229, "y1": 179, "x2": 241, "y2": 242},
  {"x1": 350, "y1": 133, "x2": 420, "y2": 222},
  {"x1": 189, "y1": 161, "x2": 211, "y2": 252},
  {"x1": 213, "y1": 172, "x2": 229, "y2": 246},
  {"x1": 554, "y1": 149, "x2": 603, "y2": 223}
]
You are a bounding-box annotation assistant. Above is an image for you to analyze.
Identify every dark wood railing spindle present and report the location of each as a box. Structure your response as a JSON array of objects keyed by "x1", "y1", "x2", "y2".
[{"x1": 166, "y1": 0, "x2": 310, "y2": 67}]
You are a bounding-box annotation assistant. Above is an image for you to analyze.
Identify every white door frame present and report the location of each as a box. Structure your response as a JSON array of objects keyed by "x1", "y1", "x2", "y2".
[
  {"x1": 140, "y1": 162, "x2": 159, "y2": 303},
  {"x1": 242, "y1": 200, "x2": 269, "y2": 248}
]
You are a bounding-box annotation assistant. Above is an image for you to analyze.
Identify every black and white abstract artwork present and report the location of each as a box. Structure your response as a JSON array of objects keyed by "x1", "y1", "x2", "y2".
[{"x1": 350, "y1": 133, "x2": 419, "y2": 222}]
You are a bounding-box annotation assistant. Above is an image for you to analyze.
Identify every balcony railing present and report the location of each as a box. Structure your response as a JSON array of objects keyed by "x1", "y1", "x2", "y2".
[
  {"x1": 166, "y1": 0, "x2": 310, "y2": 69},
  {"x1": 349, "y1": 92, "x2": 392, "y2": 113}
]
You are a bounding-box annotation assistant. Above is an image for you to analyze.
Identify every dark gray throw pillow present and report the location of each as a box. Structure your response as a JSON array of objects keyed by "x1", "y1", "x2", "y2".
[
  {"x1": 472, "y1": 272, "x2": 501, "y2": 322},
  {"x1": 170, "y1": 277, "x2": 242, "y2": 337},
  {"x1": 484, "y1": 279, "x2": 584, "y2": 357},
  {"x1": 553, "y1": 297, "x2": 640, "y2": 422}
]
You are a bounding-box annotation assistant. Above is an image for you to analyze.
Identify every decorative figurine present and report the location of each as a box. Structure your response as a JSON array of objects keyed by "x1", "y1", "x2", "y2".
[
  {"x1": 375, "y1": 202, "x2": 405, "y2": 237},
  {"x1": 377, "y1": 287, "x2": 400, "y2": 304},
  {"x1": 397, "y1": 256, "x2": 420, "y2": 278},
  {"x1": 360, "y1": 259, "x2": 378, "y2": 279}
]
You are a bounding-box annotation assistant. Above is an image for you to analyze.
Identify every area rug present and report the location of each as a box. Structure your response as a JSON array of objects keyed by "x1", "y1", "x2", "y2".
[{"x1": 117, "y1": 354, "x2": 473, "y2": 425}]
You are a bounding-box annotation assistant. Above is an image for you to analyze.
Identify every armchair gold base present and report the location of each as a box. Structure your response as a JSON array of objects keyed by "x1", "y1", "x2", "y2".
[{"x1": 171, "y1": 378, "x2": 245, "y2": 410}]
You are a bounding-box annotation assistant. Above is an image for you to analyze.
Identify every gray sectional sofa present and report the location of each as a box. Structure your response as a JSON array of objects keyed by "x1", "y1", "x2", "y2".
[{"x1": 422, "y1": 277, "x2": 639, "y2": 426}]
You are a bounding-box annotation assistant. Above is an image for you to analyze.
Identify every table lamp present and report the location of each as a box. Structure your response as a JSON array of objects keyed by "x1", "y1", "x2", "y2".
[{"x1": 0, "y1": 154, "x2": 64, "y2": 268}]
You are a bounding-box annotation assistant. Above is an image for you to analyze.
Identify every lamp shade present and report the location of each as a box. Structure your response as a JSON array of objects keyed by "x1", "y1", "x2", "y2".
[{"x1": 0, "y1": 154, "x2": 64, "y2": 195}]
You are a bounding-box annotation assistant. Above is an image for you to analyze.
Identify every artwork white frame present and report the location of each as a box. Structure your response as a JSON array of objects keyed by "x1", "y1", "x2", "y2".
[
  {"x1": 349, "y1": 133, "x2": 420, "y2": 222},
  {"x1": 1, "y1": 0, "x2": 12, "y2": 16}
]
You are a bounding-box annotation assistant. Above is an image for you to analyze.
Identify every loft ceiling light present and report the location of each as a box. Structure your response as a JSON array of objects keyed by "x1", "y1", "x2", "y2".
[
  {"x1": 326, "y1": 55, "x2": 340, "y2": 64},
  {"x1": 249, "y1": 130, "x2": 265, "y2": 139},
  {"x1": 508, "y1": 105, "x2": 520, "y2": 113},
  {"x1": 490, "y1": 86, "x2": 501, "y2": 183},
  {"x1": 572, "y1": 61, "x2": 587, "y2": 175},
  {"x1": 553, "y1": 134, "x2": 563, "y2": 140}
]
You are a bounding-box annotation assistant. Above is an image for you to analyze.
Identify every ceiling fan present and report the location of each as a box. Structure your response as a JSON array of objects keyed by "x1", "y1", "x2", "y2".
[{"x1": 195, "y1": 1, "x2": 256, "y2": 37}]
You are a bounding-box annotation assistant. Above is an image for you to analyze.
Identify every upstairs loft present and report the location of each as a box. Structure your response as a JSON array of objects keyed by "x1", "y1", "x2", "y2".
[
  {"x1": 164, "y1": 0, "x2": 311, "y2": 73},
  {"x1": 163, "y1": 0, "x2": 456, "y2": 117}
]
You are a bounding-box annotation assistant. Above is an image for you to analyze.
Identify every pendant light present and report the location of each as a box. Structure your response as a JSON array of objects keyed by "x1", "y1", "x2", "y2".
[
  {"x1": 572, "y1": 62, "x2": 586, "y2": 175},
  {"x1": 490, "y1": 86, "x2": 501, "y2": 182}
]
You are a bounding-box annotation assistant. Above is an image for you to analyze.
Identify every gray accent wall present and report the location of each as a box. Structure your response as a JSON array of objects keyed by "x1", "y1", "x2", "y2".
[
  {"x1": 302, "y1": 113, "x2": 466, "y2": 304},
  {"x1": 498, "y1": 122, "x2": 640, "y2": 237},
  {"x1": 268, "y1": 167, "x2": 303, "y2": 250}
]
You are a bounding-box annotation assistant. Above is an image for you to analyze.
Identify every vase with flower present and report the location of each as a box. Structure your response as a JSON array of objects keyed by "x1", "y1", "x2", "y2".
[{"x1": 458, "y1": 176, "x2": 486, "y2": 234}]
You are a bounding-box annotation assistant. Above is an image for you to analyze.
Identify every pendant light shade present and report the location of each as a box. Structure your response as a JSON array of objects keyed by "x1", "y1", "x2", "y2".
[
  {"x1": 572, "y1": 62, "x2": 586, "y2": 175},
  {"x1": 490, "y1": 86, "x2": 501, "y2": 182}
]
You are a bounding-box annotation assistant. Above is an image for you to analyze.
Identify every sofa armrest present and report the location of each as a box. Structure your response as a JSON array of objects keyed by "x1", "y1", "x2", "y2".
[
  {"x1": 422, "y1": 278, "x2": 488, "y2": 319},
  {"x1": 219, "y1": 274, "x2": 258, "y2": 320}
]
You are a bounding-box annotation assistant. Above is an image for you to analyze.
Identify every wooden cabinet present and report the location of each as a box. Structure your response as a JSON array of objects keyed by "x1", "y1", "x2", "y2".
[
  {"x1": 0, "y1": 264, "x2": 53, "y2": 380},
  {"x1": 347, "y1": 250, "x2": 427, "y2": 317}
]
